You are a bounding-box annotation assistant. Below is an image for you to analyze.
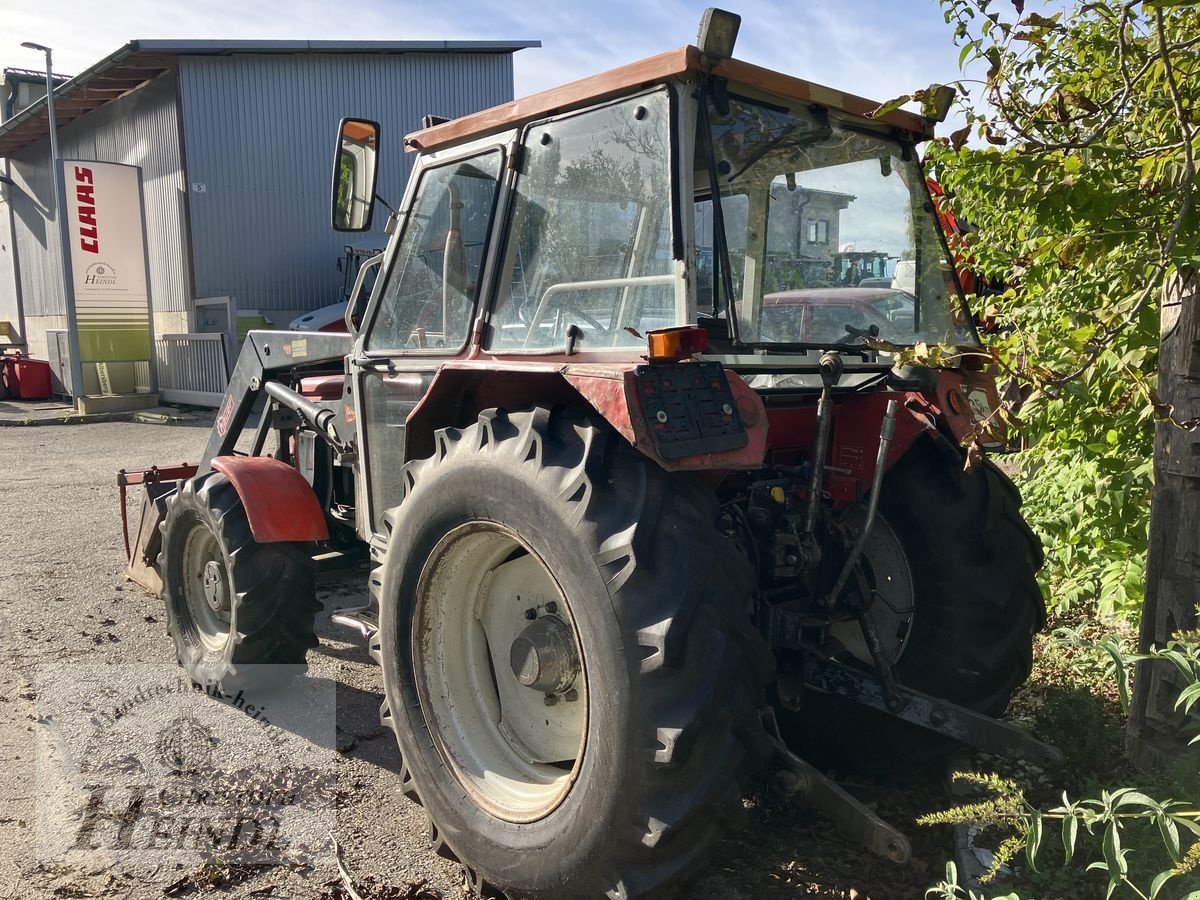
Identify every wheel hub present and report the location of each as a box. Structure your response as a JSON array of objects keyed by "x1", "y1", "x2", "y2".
[
  {"x1": 509, "y1": 615, "x2": 580, "y2": 694},
  {"x1": 202, "y1": 560, "x2": 227, "y2": 612},
  {"x1": 413, "y1": 524, "x2": 588, "y2": 821}
]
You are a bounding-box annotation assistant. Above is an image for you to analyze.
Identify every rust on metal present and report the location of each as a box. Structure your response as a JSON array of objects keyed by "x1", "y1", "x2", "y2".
[
  {"x1": 405, "y1": 45, "x2": 932, "y2": 154},
  {"x1": 117, "y1": 463, "x2": 198, "y2": 561}
]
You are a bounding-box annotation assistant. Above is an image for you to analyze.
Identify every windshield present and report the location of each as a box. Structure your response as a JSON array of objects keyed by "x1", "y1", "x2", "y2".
[{"x1": 696, "y1": 92, "x2": 976, "y2": 349}]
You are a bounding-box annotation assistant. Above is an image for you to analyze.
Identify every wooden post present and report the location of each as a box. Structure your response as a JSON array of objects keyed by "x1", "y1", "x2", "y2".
[{"x1": 1128, "y1": 267, "x2": 1200, "y2": 769}]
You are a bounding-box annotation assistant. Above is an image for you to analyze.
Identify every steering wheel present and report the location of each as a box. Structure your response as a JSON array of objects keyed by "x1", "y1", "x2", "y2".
[
  {"x1": 525, "y1": 296, "x2": 613, "y2": 347},
  {"x1": 558, "y1": 301, "x2": 610, "y2": 338},
  {"x1": 842, "y1": 322, "x2": 881, "y2": 344}
]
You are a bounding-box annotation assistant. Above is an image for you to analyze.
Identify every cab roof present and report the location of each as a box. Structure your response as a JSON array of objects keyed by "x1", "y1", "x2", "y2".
[{"x1": 404, "y1": 44, "x2": 935, "y2": 153}]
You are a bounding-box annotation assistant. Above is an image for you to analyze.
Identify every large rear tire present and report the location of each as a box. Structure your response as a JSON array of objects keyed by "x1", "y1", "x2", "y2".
[
  {"x1": 785, "y1": 437, "x2": 1045, "y2": 770},
  {"x1": 371, "y1": 408, "x2": 773, "y2": 899},
  {"x1": 160, "y1": 471, "x2": 320, "y2": 688}
]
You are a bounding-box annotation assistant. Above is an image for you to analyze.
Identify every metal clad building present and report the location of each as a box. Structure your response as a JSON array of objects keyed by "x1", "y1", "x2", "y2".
[
  {"x1": 0, "y1": 39, "x2": 536, "y2": 365},
  {"x1": 6, "y1": 73, "x2": 189, "y2": 324}
]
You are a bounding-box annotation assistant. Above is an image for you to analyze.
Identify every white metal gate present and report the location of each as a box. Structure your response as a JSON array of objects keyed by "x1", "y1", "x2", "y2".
[{"x1": 155, "y1": 333, "x2": 229, "y2": 407}]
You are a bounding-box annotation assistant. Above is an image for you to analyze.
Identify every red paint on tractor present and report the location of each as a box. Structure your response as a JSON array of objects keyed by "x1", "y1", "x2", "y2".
[
  {"x1": 763, "y1": 391, "x2": 935, "y2": 507},
  {"x1": 215, "y1": 395, "x2": 234, "y2": 437},
  {"x1": 934, "y1": 368, "x2": 1005, "y2": 446},
  {"x1": 211, "y1": 456, "x2": 329, "y2": 543},
  {"x1": 563, "y1": 365, "x2": 769, "y2": 471},
  {"x1": 299, "y1": 374, "x2": 345, "y2": 400},
  {"x1": 561, "y1": 368, "x2": 637, "y2": 445}
]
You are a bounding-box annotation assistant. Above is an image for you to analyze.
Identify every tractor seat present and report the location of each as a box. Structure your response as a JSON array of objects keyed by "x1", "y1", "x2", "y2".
[{"x1": 298, "y1": 374, "x2": 344, "y2": 400}]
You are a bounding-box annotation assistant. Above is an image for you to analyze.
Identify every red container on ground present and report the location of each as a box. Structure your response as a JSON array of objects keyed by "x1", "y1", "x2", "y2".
[{"x1": 2, "y1": 356, "x2": 53, "y2": 400}]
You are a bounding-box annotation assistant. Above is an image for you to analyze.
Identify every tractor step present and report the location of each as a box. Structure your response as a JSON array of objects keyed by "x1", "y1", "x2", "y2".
[{"x1": 330, "y1": 607, "x2": 378, "y2": 641}]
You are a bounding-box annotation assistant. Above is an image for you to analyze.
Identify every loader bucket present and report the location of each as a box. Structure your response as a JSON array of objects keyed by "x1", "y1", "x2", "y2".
[{"x1": 118, "y1": 464, "x2": 198, "y2": 595}]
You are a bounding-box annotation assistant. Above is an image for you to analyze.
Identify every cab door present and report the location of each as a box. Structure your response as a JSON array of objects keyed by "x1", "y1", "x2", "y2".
[{"x1": 354, "y1": 148, "x2": 505, "y2": 533}]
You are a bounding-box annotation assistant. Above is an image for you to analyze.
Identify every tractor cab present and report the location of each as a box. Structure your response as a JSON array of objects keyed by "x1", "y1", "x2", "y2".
[{"x1": 333, "y1": 23, "x2": 974, "y2": 370}]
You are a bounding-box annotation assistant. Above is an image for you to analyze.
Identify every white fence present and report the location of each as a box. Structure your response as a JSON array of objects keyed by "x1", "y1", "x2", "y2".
[{"x1": 155, "y1": 333, "x2": 229, "y2": 407}]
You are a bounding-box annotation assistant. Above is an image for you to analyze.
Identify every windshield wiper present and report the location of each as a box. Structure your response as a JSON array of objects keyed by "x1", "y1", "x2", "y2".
[{"x1": 697, "y1": 80, "x2": 740, "y2": 343}]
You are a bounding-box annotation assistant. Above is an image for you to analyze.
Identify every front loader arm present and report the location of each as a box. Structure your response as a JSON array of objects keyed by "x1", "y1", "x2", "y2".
[
  {"x1": 122, "y1": 330, "x2": 353, "y2": 595},
  {"x1": 201, "y1": 330, "x2": 353, "y2": 470}
]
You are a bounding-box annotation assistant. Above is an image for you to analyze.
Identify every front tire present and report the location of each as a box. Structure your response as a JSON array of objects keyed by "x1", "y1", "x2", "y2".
[
  {"x1": 160, "y1": 471, "x2": 320, "y2": 687},
  {"x1": 371, "y1": 408, "x2": 773, "y2": 899}
]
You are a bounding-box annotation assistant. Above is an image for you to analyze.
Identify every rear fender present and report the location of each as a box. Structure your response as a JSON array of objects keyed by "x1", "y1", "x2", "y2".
[
  {"x1": 211, "y1": 456, "x2": 330, "y2": 543},
  {"x1": 563, "y1": 364, "x2": 767, "y2": 471},
  {"x1": 403, "y1": 362, "x2": 768, "y2": 471}
]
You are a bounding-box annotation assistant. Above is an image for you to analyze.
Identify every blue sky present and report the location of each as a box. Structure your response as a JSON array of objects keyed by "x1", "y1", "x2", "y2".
[{"x1": 3, "y1": 0, "x2": 975, "y2": 114}]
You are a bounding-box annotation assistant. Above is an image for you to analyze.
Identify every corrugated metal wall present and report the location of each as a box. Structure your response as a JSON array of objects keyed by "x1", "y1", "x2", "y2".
[
  {"x1": 7, "y1": 72, "x2": 190, "y2": 316},
  {"x1": 180, "y1": 52, "x2": 515, "y2": 313}
]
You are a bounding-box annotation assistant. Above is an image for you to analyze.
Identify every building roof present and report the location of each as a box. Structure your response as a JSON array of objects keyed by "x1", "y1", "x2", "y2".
[
  {"x1": 404, "y1": 45, "x2": 934, "y2": 153},
  {"x1": 0, "y1": 38, "x2": 540, "y2": 158},
  {"x1": 4, "y1": 67, "x2": 73, "y2": 82}
]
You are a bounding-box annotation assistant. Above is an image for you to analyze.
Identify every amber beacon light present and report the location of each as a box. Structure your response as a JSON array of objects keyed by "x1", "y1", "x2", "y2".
[{"x1": 646, "y1": 326, "x2": 709, "y2": 362}]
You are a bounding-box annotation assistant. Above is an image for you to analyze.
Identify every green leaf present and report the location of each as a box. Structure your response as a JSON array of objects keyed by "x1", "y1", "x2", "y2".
[
  {"x1": 1151, "y1": 869, "x2": 1177, "y2": 899},
  {"x1": 1112, "y1": 790, "x2": 1158, "y2": 810},
  {"x1": 1171, "y1": 814, "x2": 1200, "y2": 838},
  {"x1": 1159, "y1": 814, "x2": 1181, "y2": 863},
  {"x1": 1176, "y1": 680, "x2": 1200, "y2": 714},
  {"x1": 1026, "y1": 811, "x2": 1043, "y2": 871},
  {"x1": 868, "y1": 94, "x2": 913, "y2": 118},
  {"x1": 1101, "y1": 639, "x2": 1132, "y2": 713},
  {"x1": 1102, "y1": 821, "x2": 1126, "y2": 877},
  {"x1": 1063, "y1": 813, "x2": 1079, "y2": 864}
]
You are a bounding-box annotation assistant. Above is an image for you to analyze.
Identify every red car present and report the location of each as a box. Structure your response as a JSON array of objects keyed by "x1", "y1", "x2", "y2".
[{"x1": 754, "y1": 287, "x2": 917, "y2": 344}]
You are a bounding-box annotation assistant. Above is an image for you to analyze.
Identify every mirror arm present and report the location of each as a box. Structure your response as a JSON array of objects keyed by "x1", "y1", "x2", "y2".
[{"x1": 374, "y1": 192, "x2": 396, "y2": 214}]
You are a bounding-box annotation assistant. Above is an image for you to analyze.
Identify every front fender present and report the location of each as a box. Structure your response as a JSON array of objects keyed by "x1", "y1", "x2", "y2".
[{"x1": 211, "y1": 456, "x2": 329, "y2": 543}]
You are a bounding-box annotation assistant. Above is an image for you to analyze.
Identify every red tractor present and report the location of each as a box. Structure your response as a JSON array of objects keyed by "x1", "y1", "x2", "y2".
[{"x1": 121, "y1": 10, "x2": 1052, "y2": 897}]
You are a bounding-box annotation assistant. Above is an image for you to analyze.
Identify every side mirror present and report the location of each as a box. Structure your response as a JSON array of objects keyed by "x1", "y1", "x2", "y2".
[
  {"x1": 331, "y1": 117, "x2": 380, "y2": 232},
  {"x1": 345, "y1": 252, "x2": 384, "y2": 335}
]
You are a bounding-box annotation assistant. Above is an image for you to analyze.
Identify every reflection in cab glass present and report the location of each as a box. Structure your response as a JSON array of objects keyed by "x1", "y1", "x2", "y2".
[
  {"x1": 368, "y1": 153, "x2": 502, "y2": 352},
  {"x1": 695, "y1": 95, "x2": 974, "y2": 349},
  {"x1": 488, "y1": 89, "x2": 677, "y2": 351}
]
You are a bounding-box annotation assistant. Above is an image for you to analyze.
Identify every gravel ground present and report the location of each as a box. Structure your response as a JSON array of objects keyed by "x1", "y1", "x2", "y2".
[{"x1": 0, "y1": 414, "x2": 956, "y2": 900}]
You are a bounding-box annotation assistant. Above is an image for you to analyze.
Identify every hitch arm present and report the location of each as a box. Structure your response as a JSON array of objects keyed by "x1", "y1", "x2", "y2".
[
  {"x1": 764, "y1": 711, "x2": 912, "y2": 864},
  {"x1": 796, "y1": 660, "x2": 1065, "y2": 766},
  {"x1": 803, "y1": 351, "x2": 844, "y2": 537}
]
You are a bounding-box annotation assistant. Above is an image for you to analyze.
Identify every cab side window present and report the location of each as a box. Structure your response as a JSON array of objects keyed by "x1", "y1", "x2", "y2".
[
  {"x1": 488, "y1": 89, "x2": 676, "y2": 351},
  {"x1": 366, "y1": 152, "x2": 502, "y2": 352}
]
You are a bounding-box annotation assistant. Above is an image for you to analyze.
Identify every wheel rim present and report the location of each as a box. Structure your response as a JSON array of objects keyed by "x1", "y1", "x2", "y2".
[
  {"x1": 179, "y1": 519, "x2": 233, "y2": 655},
  {"x1": 411, "y1": 522, "x2": 588, "y2": 822},
  {"x1": 827, "y1": 508, "x2": 915, "y2": 666}
]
